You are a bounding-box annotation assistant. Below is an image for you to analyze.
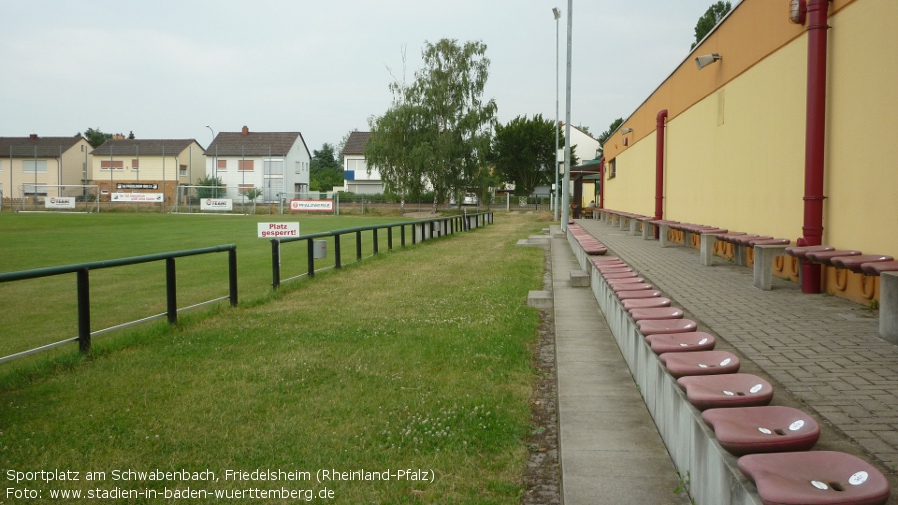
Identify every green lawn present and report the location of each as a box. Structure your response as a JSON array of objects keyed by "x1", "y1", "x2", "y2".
[
  {"x1": 0, "y1": 211, "x2": 548, "y2": 504},
  {"x1": 0, "y1": 212, "x2": 412, "y2": 360}
]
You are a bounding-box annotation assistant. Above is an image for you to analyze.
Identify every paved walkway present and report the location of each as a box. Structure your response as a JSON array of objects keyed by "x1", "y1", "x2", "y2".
[
  {"x1": 573, "y1": 218, "x2": 898, "y2": 478},
  {"x1": 550, "y1": 229, "x2": 690, "y2": 505}
]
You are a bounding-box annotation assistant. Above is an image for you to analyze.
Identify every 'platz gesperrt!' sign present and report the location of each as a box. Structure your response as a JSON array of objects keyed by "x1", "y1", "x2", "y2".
[{"x1": 257, "y1": 222, "x2": 300, "y2": 238}]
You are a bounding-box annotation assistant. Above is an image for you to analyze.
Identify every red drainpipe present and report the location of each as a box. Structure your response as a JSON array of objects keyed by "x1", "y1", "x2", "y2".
[
  {"x1": 655, "y1": 109, "x2": 669, "y2": 222},
  {"x1": 800, "y1": 0, "x2": 831, "y2": 293},
  {"x1": 598, "y1": 156, "x2": 605, "y2": 209}
]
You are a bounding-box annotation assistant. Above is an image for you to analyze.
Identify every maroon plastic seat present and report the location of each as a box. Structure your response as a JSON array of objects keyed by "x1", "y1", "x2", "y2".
[
  {"x1": 591, "y1": 257, "x2": 624, "y2": 265},
  {"x1": 677, "y1": 373, "x2": 773, "y2": 410},
  {"x1": 597, "y1": 265, "x2": 633, "y2": 274},
  {"x1": 636, "y1": 318, "x2": 697, "y2": 335},
  {"x1": 648, "y1": 219, "x2": 679, "y2": 226},
  {"x1": 611, "y1": 282, "x2": 654, "y2": 293},
  {"x1": 617, "y1": 289, "x2": 662, "y2": 300},
  {"x1": 805, "y1": 249, "x2": 862, "y2": 266},
  {"x1": 645, "y1": 332, "x2": 716, "y2": 354},
  {"x1": 629, "y1": 307, "x2": 684, "y2": 320},
  {"x1": 861, "y1": 261, "x2": 898, "y2": 276},
  {"x1": 659, "y1": 350, "x2": 740, "y2": 378},
  {"x1": 702, "y1": 406, "x2": 820, "y2": 456},
  {"x1": 621, "y1": 297, "x2": 672, "y2": 310},
  {"x1": 750, "y1": 238, "x2": 791, "y2": 246},
  {"x1": 603, "y1": 271, "x2": 640, "y2": 280},
  {"x1": 738, "y1": 451, "x2": 891, "y2": 505},
  {"x1": 734, "y1": 235, "x2": 773, "y2": 246},
  {"x1": 716, "y1": 232, "x2": 747, "y2": 242},
  {"x1": 721, "y1": 233, "x2": 759, "y2": 244},
  {"x1": 784, "y1": 244, "x2": 835, "y2": 259},
  {"x1": 831, "y1": 254, "x2": 893, "y2": 274},
  {"x1": 606, "y1": 277, "x2": 646, "y2": 285}
]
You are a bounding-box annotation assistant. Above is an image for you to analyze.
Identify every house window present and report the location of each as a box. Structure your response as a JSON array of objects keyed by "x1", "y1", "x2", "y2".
[
  {"x1": 180, "y1": 164, "x2": 187, "y2": 176},
  {"x1": 217, "y1": 159, "x2": 227, "y2": 171},
  {"x1": 23, "y1": 160, "x2": 48, "y2": 173},
  {"x1": 23, "y1": 184, "x2": 48, "y2": 195},
  {"x1": 238, "y1": 160, "x2": 254, "y2": 171},
  {"x1": 264, "y1": 160, "x2": 284, "y2": 175},
  {"x1": 132, "y1": 159, "x2": 139, "y2": 171},
  {"x1": 100, "y1": 160, "x2": 124, "y2": 171},
  {"x1": 607, "y1": 159, "x2": 616, "y2": 180}
]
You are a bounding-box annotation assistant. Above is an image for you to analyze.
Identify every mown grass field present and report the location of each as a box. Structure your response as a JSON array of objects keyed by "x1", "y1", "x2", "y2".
[
  {"x1": 0, "y1": 211, "x2": 548, "y2": 504},
  {"x1": 0, "y1": 212, "x2": 415, "y2": 361}
]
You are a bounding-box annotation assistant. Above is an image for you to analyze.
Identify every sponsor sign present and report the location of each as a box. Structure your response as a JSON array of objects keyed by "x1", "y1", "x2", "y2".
[
  {"x1": 111, "y1": 193, "x2": 163, "y2": 203},
  {"x1": 117, "y1": 183, "x2": 158, "y2": 190},
  {"x1": 290, "y1": 199, "x2": 334, "y2": 212},
  {"x1": 258, "y1": 222, "x2": 300, "y2": 238},
  {"x1": 201, "y1": 198, "x2": 233, "y2": 211},
  {"x1": 45, "y1": 197, "x2": 76, "y2": 209}
]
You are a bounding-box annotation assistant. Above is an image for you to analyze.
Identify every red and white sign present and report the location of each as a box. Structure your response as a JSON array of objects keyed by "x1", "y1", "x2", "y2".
[
  {"x1": 258, "y1": 222, "x2": 300, "y2": 238},
  {"x1": 45, "y1": 197, "x2": 76, "y2": 209},
  {"x1": 112, "y1": 192, "x2": 163, "y2": 203},
  {"x1": 201, "y1": 198, "x2": 233, "y2": 211},
  {"x1": 290, "y1": 199, "x2": 333, "y2": 212}
]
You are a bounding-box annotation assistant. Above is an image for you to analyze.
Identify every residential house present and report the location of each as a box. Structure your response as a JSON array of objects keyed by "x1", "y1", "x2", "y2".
[
  {"x1": 90, "y1": 138, "x2": 205, "y2": 204},
  {"x1": 340, "y1": 131, "x2": 383, "y2": 194},
  {"x1": 0, "y1": 134, "x2": 92, "y2": 201},
  {"x1": 205, "y1": 126, "x2": 311, "y2": 202},
  {"x1": 534, "y1": 123, "x2": 602, "y2": 201}
]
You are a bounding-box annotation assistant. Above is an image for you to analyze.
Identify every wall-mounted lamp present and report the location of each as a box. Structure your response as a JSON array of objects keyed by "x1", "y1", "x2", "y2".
[
  {"x1": 620, "y1": 128, "x2": 633, "y2": 135},
  {"x1": 789, "y1": 0, "x2": 807, "y2": 24},
  {"x1": 695, "y1": 53, "x2": 722, "y2": 70}
]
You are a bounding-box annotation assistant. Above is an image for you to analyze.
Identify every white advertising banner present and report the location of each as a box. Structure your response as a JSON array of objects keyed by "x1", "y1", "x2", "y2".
[
  {"x1": 111, "y1": 193, "x2": 163, "y2": 203},
  {"x1": 290, "y1": 199, "x2": 334, "y2": 212},
  {"x1": 258, "y1": 222, "x2": 300, "y2": 238},
  {"x1": 201, "y1": 198, "x2": 233, "y2": 211},
  {"x1": 45, "y1": 197, "x2": 76, "y2": 209}
]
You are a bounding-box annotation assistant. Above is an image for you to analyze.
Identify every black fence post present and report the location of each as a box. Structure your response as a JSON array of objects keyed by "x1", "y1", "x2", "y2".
[
  {"x1": 76, "y1": 268, "x2": 91, "y2": 354},
  {"x1": 335, "y1": 234, "x2": 342, "y2": 269},
  {"x1": 401, "y1": 225, "x2": 407, "y2": 247},
  {"x1": 373, "y1": 229, "x2": 379, "y2": 254},
  {"x1": 388, "y1": 227, "x2": 393, "y2": 250},
  {"x1": 307, "y1": 238, "x2": 315, "y2": 278},
  {"x1": 356, "y1": 230, "x2": 363, "y2": 261},
  {"x1": 228, "y1": 248, "x2": 238, "y2": 306},
  {"x1": 165, "y1": 258, "x2": 178, "y2": 324},
  {"x1": 271, "y1": 239, "x2": 281, "y2": 289}
]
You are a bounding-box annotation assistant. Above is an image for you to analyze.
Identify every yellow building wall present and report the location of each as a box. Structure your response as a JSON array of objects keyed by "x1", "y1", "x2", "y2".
[
  {"x1": 665, "y1": 38, "x2": 807, "y2": 239},
  {"x1": 601, "y1": 0, "x2": 897, "y2": 258},
  {"x1": 603, "y1": 134, "x2": 657, "y2": 217},
  {"x1": 823, "y1": 0, "x2": 898, "y2": 254}
]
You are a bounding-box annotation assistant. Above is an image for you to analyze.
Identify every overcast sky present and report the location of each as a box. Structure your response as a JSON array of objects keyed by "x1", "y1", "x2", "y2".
[{"x1": 0, "y1": 0, "x2": 737, "y2": 153}]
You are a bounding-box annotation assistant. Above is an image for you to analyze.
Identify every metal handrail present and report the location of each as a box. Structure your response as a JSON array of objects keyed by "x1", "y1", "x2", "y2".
[
  {"x1": 0, "y1": 245, "x2": 238, "y2": 363},
  {"x1": 271, "y1": 212, "x2": 493, "y2": 288}
]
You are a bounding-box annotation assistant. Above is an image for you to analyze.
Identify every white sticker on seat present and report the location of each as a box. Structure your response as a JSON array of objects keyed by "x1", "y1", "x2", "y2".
[
  {"x1": 750, "y1": 384, "x2": 763, "y2": 393},
  {"x1": 758, "y1": 427, "x2": 772, "y2": 435},
  {"x1": 698, "y1": 338, "x2": 709, "y2": 345},
  {"x1": 811, "y1": 480, "x2": 829, "y2": 490},
  {"x1": 698, "y1": 363, "x2": 708, "y2": 368},
  {"x1": 720, "y1": 358, "x2": 732, "y2": 366},
  {"x1": 789, "y1": 420, "x2": 805, "y2": 431},
  {"x1": 849, "y1": 471, "x2": 869, "y2": 486},
  {"x1": 723, "y1": 390, "x2": 735, "y2": 396}
]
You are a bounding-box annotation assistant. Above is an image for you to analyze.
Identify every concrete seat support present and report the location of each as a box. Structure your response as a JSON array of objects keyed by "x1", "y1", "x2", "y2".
[{"x1": 753, "y1": 244, "x2": 790, "y2": 291}]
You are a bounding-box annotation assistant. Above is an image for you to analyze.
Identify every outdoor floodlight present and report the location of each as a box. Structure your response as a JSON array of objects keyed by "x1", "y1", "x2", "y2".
[{"x1": 695, "y1": 53, "x2": 722, "y2": 70}]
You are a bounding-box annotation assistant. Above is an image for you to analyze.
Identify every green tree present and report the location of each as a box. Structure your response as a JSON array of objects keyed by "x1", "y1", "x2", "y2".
[
  {"x1": 195, "y1": 175, "x2": 224, "y2": 199},
  {"x1": 492, "y1": 114, "x2": 565, "y2": 196},
  {"x1": 598, "y1": 118, "x2": 624, "y2": 145},
  {"x1": 366, "y1": 102, "x2": 427, "y2": 213},
  {"x1": 82, "y1": 127, "x2": 113, "y2": 148},
  {"x1": 310, "y1": 143, "x2": 344, "y2": 192},
  {"x1": 406, "y1": 39, "x2": 498, "y2": 212},
  {"x1": 691, "y1": 1, "x2": 732, "y2": 49}
]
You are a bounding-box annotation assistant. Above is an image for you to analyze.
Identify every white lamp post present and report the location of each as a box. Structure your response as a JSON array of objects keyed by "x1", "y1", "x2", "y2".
[
  {"x1": 561, "y1": 0, "x2": 573, "y2": 231},
  {"x1": 552, "y1": 7, "x2": 561, "y2": 221}
]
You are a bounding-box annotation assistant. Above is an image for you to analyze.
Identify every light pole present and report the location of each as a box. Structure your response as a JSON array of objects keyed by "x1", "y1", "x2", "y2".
[
  {"x1": 561, "y1": 0, "x2": 573, "y2": 231},
  {"x1": 552, "y1": 7, "x2": 561, "y2": 221},
  {"x1": 206, "y1": 125, "x2": 215, "y2": 179}
]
